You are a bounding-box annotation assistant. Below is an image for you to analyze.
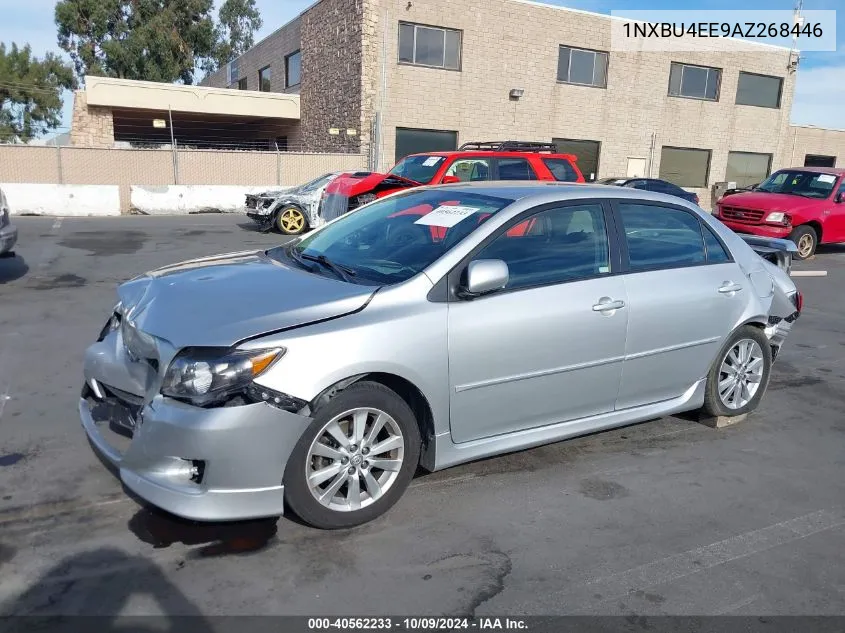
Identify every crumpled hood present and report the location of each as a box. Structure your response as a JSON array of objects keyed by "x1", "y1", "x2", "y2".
[
  {"x1": 719, "y1": 191, "x2": 821, "y2": 214},
  {"x1": 117, "y1": 250, "x2": 376, "y2": 349}
]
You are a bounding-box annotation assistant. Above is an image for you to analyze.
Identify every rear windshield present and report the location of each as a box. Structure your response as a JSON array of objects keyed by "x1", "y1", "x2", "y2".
[
  {"x1": 757, "y1": 170, "x2": 839, "y2": 199},
  {"x1": 388, "y1": 155, "x2": 446, "y2": 184},
  {"x1": 280, "y1": 188, "x2": 514, "y2": 285}
]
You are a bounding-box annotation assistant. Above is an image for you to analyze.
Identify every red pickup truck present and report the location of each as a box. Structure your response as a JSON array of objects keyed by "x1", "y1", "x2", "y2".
[{"x1": 714, "y1": 167, "x2": 845, "y2": 259}]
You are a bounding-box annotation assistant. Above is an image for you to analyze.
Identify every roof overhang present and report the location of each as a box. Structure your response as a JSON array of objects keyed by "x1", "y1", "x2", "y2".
[{"x1": 83, "y1": 75, "x2": 300, "y2": 120}]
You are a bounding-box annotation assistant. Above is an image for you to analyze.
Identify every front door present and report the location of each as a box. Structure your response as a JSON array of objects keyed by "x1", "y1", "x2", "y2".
[
  {"x1": 447, "y1": 201, "x2": 628, "y2": 443},
  {"x1": 613, "y1": 201, "x2": 749, "y2": 408}
]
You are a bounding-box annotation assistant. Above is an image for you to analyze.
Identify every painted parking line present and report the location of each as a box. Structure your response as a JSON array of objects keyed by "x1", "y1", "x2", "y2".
[{"x1": 790, "y1": 270, "x2": 828, "y2": 277}]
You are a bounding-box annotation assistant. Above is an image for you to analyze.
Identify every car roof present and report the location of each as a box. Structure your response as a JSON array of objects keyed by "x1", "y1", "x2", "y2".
[
  {"x1": 406, "y1": 151, "x2": 579, "y2": 161},
  {"x1": 778, "y1": 166, "x2": 845, "y2": 175},
  {"x1": 412, "y1": 180, "x2": 697, "y2": 206}
]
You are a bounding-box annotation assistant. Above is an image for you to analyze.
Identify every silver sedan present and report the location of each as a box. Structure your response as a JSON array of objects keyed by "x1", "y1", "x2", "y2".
[{"x1": 80, "y1": 183, "x2": 801, "y2": 529}]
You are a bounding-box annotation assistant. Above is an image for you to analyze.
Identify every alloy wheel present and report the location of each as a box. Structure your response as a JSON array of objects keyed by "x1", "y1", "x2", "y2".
[
  {"x1": 280, "y1": 208, "x2": 305, "y2": 233},
  {"x1": 305, "y1": 408, "x2": 405, "y2": 512},
  {"x1": 718, "y1": 338, "x2": 765, "y2": 409},
  {"x1": 797, "y1": 233, "x2": 814, "y2": 259}
]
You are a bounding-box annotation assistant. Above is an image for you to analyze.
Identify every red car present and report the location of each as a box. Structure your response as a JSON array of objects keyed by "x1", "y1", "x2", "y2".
[
  {"x1": 320, "y1": 141, "x2": 584, "y2": 222},
  {"x1": 714, "y1": 167, "x2": 845, "y2": 260}
]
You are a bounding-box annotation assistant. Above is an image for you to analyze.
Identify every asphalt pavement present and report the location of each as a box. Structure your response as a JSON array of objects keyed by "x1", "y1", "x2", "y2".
[{"x1": 1, "y1": 214, "x2": 844, "y2": 618}]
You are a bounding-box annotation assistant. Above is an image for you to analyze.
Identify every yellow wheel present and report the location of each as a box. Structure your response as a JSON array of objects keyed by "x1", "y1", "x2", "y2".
[{"x1": 276, "y1": 206, "x2": 307, "y2": 235}]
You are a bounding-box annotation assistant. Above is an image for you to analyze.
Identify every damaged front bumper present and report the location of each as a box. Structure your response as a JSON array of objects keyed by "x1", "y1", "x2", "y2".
[{"x1": 80, "y1": 333, "x2": 313, "y2": 522}]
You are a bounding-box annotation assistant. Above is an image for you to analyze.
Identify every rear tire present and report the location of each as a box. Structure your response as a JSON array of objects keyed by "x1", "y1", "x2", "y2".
[
  {"x1": 789, "y1": 225, "x2": 817, "y2": 260},
  {"x1": 702, "y1": 325, "x2": 772, "y2": 418},
  {"x1": 284, "y1": 381, "x2": 421, "y2": 529}
]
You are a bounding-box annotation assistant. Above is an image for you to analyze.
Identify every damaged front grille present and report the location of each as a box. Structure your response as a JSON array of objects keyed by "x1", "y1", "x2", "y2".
[{"x1": 245, "y1": 195, "x2": 259, "y2": 209}]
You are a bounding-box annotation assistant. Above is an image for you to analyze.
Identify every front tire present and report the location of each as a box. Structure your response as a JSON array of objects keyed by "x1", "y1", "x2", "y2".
[
  {"x1": 702, "y1": 325, "x2": 772, "y2": 418},
  {"x1": 789, "y1": 225, "x2": 817, "y2": 260},
  {"x1": 275, "y1": 206, "x2": 308, "y2": 235},
  {"x1": 284, "y1": 381, "x2": 421, "y2": 529}
]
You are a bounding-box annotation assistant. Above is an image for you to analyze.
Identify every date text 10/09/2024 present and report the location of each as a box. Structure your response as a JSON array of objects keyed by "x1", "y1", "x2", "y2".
[{"x1": 308, "y1": 618, "x2": 529, "y2": 630}]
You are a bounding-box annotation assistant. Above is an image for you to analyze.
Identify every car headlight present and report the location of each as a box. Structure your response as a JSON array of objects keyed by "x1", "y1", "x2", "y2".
[
  {"x1": 161, "y1": 347, "x2": 285, "y2": 406},
  {"x1": 765, "y1": 212, "x2": 789, "y2": 225}
]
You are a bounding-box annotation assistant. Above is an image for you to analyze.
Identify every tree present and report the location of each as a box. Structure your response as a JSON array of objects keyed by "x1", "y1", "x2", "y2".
[
  {"x1": 211, "y1": 0, "x2": 262, "y2": 71},
  {"x1": 55, "y1": 0, "x2": 218, "y2": 84},
  {"x1": 0, "y1": 43, "x2": 77, "y2": 142}
]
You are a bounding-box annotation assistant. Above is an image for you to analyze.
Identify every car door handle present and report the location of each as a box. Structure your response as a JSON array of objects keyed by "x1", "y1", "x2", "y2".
[
  {"x1": 718, "y1": 282, "x2": 743, "y2": 294},
  {"x1": 592, "y1": 298, "x2": 626, "y2": 312}
]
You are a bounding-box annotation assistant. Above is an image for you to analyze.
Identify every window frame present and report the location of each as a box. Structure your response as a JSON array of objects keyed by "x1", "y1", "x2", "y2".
[
  {"x1": 609, "y1": 199, "x2": 734, "y2": 275},
  {"x1": 659, "y1": 146, "x2": 712, "y2": 188},
  {"x1": 553, "y1": 137, "x2": 601, "y2": 181},
  {"x1": 258, "y1": 65, "x2": 272, "y2": 92},
  {"x1": 227, "y1": 58, "x2": 239, "y2": 85},
  {"x1": 285, "y1": 50, "x2": 302, "y2": 88},
  {"x1": 394, "y1": 127, "x2": 458, "y2": 164},
  {"x1": 237, "y1": 77, "x2": 248, "y2": 90},
  {"x1": 804, "y1": 154, "x2": 837, "y2": 168},
  {"x1": 726, "y1": 151, "x2": 773, "y2": 189},
  {"x1": 667, "y1": 62, "x2": 722, "y2": 102},
  {"x1": 398, "y1": 21, "x2": 463, "y2": 71},
  {"x1": 735, "y1": 71, "x2": 783, "y2": 109},
  {"x1": 557, "y1": 45, "x2": 609, "y2": 89},
  {"x1": 431, "y1": 199, "x2": 624, "y2": 303}
]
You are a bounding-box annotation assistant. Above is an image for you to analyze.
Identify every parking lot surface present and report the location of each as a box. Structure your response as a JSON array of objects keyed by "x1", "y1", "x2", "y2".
[{"x1": 1, "y1": 214, "x2": 844, "y2": 617}]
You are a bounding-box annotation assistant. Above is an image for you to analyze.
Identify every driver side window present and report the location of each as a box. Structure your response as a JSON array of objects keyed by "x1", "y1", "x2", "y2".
[
  {"x1": 445, "y1": 159, "x2": 491, "y2": 182},
  {"x1": 474, "y1": 203, "x2": 610, "y2": 290}
]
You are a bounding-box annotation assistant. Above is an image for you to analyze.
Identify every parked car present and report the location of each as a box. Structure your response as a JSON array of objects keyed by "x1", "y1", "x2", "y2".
[
  {"x1": 715, "y1": 167, "x2": 845, "y2": 259},
  {"x1": 0, "y1": 187, "x2": 18, "y2": 258},
  {"x1": 81, "y1": 182, "x2": 801, "y2": 529},
  {"x1": 596, "y1": 177, "x2": 700, "y2": 205},
  {"x1": 245, "y1": 172, "x2": 343, "y2": 235},
  {"x1": 320, "y1": 141, "x2": 585, "y2": 222}
]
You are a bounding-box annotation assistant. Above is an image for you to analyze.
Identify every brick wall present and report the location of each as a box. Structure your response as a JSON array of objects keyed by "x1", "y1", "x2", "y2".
[
  {"x1": 201, "y1": 17, "x2": 302, "y2": 95},
  {"x1": 69, "y1": 91, "x2": 115, "y2": 148},
  {"x1": 299, "y1": 0, "x2": 366, "y2": 153},
  {"x1": 368, "y1": 0, "x2": 797, "y2": 209},
  {"x1": 786, "y1": 126, "x2": 845, "y2": 168}
]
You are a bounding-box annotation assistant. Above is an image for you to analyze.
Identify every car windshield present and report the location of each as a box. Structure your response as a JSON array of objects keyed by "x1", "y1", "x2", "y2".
[
  {"x1": 271, "y1": 189, "x2": 514, "y2": 285},
  {"x1": 297, "y1": 173, "x2": 336, "y2": 193},
  {"x1": 387, "y1": 155, "x2": 447, "y2": 184},
  {"x1": 756, "y1": 170, "x2": 838, "y2": 199}
]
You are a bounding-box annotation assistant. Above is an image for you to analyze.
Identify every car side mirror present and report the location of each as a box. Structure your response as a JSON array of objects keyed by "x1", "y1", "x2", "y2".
[
  {"x1": 835, "y1": 192, "x2": 844, "y2": 203},
  {"x1": 462, "y1": 259, "x2": 509, "y2": 298},
  {"x1": 441, "y1": 175, "x2": 461, "y2": 184}
]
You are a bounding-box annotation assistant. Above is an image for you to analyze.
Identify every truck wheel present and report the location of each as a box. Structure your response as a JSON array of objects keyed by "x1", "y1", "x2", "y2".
[
  {"x1": 276, "y1": 206, "x2": 308, "y2": 235},
  {"x1": 789, "y1": 225, "x2": 817, "y2": 260}
]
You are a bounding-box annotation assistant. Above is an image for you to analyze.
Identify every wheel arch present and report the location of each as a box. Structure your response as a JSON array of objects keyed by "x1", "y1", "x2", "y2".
[{"x1": 310, "y1": 372, "x2": 437, "y2": 472}]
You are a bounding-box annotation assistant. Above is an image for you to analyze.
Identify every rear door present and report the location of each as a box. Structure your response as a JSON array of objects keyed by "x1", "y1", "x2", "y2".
[{"x1": 613, "y1": 200, "x2": 748, "y2": 409}]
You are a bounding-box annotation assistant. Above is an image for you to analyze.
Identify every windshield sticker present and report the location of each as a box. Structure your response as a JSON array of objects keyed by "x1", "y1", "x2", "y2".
[
  {"x1": 422, "y1": 156, "x2": 443, "y2": 167},
  {"x1": 817, "y1": 174, "x2": 837, "y2": 184},
  {"x1": 414, "y1": 205, "x2": 479, "y2": 228}
]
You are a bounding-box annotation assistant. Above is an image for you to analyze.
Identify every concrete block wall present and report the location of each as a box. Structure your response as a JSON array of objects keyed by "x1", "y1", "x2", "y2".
[
  {"x1": 785, "y1": 126, "x2": 845, "y2": 168},
  {"x1": 367, "y1": 0, "x2": 797, "y2": 209}
]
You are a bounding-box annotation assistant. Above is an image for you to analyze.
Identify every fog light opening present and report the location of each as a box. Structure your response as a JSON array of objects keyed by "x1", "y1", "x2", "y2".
[{"x1": 190, "y1": 460, "x2": 206, "y2": 484}]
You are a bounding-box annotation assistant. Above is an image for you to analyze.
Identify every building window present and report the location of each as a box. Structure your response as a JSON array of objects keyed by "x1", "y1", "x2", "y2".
[
  {"x1": 395, "y1": 127, "x2": 457, "y2": 163},
  {"x1": 285, "y1": 50, "x2": 301, "y2": 88},
  {"x1": 398, "y1": 22, "x2": 462, "y2": 70},
  {"x1": 259, "y1": 66, "x2": 272, "y2": 92},
  {"x1": 668, "y1": 62, "x2": 720, "y2": 101},
  {"x1": 726, "y1": 151, "x2": 772, "y2": 189},
  {"x1": 557, "y1": 46, "x2": 608, "y2": 88},
  {"x1": 805, "y1": 154, "x2": 836, "y2": 168},
  {"x1": 227, "y1": 58, "x2": 239, "y2": 86},
  {"x1": 237, "y1": 77, "x2": 248, "y2": 90},
  {"x1": 659, "y1": 146, "x2": 711, "y2": 188},
  {"x1": 735, "y1": 72, "x2": 782, "y2": 108},
  {"x1": 553, "y1": 138, "x2": 601, "y2": 181}
]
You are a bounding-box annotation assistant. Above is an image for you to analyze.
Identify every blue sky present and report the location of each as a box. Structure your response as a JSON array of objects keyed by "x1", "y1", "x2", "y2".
[{"x1": 2, "y1": 0, "x2": 843, "y2": 132}]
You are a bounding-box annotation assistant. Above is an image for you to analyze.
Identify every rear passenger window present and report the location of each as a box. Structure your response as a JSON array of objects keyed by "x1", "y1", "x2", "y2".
[
  {"x1": 497, "y1": 158, "x2": 536, "y2": 180},
  {"x1": 619, "y1": 203, "x2": 705, "y2": 271},
  {"x1": 542, "y1": 158, "x2": 578, "y2": 182},
  {"x1": 702, "y1": 225, "x2": 731, "y2": 263},
  {"x1": 474, "y1": 203, "x2": 610, "y2": 290}
]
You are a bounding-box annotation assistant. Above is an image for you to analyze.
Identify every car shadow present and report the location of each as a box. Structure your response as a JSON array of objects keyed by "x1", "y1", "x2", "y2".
[
  {"x1": 0, "y1": 254, "x2": 28, "y2": 284},
  {"x1": 236, "y1": 221, "x2": 272, "y2": 234},
  {"x1": 0, "y1": 547, "x2": 213, "y2": 629}
]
